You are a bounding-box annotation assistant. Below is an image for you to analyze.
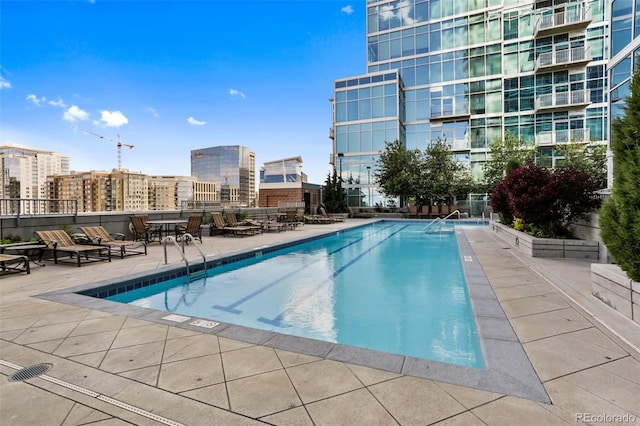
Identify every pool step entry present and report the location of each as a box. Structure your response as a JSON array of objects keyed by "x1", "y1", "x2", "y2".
[
  {"x1": 422, "y1": 210, "x2": 461, "y2": 234},
  {"x1": 162, "y1": 234, "x2": 208, "y2": 283}
]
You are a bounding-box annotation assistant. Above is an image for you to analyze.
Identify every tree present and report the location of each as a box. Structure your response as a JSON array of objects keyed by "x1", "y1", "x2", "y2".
[
  {"x1": 420, "y1": 138, "x2": 475, "y2": 208},
  {"x1": 483, "y1": 131, "x2": 536, "y2": 192},
  {"x1": 322, "y1": 169, "x2": 347, "y2": 213},
  {"x1": 599, "y1": 63, "x2": 640, "y2": 281},
  {"x1": 555, "y1": 143, "x2": 607, "y2": 189},
  {"x1": 373, "y1": 140, "x2": 421, "y2": 208}
]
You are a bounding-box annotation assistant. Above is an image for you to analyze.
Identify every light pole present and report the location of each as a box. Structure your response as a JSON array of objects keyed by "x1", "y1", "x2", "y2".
[
  {"x1": 337, "y1": 153, "x2": 344, "y2": 182},
  {"x1": 366, "y1": 166, "x2": 371, "y2": 207}
]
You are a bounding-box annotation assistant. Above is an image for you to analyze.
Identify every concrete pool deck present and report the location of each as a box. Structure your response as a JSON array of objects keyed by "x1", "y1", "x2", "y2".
[{"x1": 1, "y1": 220, "x2": 639, "y2": 425}]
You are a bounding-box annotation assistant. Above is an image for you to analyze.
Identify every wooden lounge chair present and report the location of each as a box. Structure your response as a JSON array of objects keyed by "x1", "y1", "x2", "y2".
[
  {"x1": 320, "y1": 207, "x2": 344, "y2": 222},
  {"x1": 0, "y1": 253, "x2": 30, "y2": 275},
  {"x1": 225, "y1": 212, "x2": 263, "y2": 234},
  {"x1": 80, "y1": 226, "x2": 147, "y2": 258},
  {"x1": 36, "y1": 230, "x2": 111, "y2": 267},
  {"x1": 211, "y1": 212, "x2": 258, "y2": 237},
  {"x1": 175, "y1": 214, "x2": 203, "y2": 243}
]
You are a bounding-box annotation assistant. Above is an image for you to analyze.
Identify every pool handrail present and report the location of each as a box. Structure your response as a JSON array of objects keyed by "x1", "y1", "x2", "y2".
[
  {"x1": 162, "y1": 234, "x2": 207, "y2": 282},
  {"x1": 422, "y1": 210, "x2": 460, "y2": 233}
]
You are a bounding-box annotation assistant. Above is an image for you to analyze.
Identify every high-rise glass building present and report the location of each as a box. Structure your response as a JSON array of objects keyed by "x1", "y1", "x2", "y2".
[
  {"x1": 331, "y1": 0, "x2": 609, "y2": 208},
  {"x1": 190, "y1": 145, "x2": 256, "y2": 207},
  {"x1": 608, "y1": 0, "x2": 639, "y2": 188}
]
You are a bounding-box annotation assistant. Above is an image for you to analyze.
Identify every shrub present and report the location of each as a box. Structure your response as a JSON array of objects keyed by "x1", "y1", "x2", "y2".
[{"x1": 492, "y1": 162, "x2": 600, "y2": 237}]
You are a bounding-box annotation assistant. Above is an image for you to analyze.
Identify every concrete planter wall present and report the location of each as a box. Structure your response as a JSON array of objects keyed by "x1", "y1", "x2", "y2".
[
  {"x1": 490, "y1": 221, "x2": 599, "y2": 260},
  {"x1": 591, "y1": 263, "x2": 639, "y2": 326}
]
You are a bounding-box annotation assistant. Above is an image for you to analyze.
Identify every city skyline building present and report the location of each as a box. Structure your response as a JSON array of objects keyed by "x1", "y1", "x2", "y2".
[
  {"x1": 190, "y1": 145, "x2": 256, "y2": 207},
  {"x1": 1, "y1": 144, "x2": 69, "y2": 205},
  {"x1": 331, "y1": 0, "x2": 610, "y2": 208}
]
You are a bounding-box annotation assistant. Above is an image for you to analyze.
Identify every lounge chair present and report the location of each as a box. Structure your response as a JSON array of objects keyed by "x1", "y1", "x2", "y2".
[
  {"x1": 284, "y1": 210, "x2": 304, "y2": 229},
  {"x1": 320, "y1": 207, "x2": 344, "y2": 222},
  {"x1": 225, "y1": 211, "x2": 263, "y2": 234},
  {"x1": 211, "y1": 212, "x2": 259, "y2": 237},
  {"x1": 80, "y1": 226, "x2": 147, "y2": 258},
  {"x1": 36, "y1": 230, "x2": 111, "y2": 267},
  {"x1": 175, "y1": 214, "x2": 203, "y2": 243},
  {"x1": 0, "y1": 253, "x2": 30, "y2": 275}
]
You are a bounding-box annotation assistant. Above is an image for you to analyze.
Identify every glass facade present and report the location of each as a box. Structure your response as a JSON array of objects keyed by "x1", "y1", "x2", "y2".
[
  {"x1": 332, "y1": 0, "x2": 610, "y2": 206},
  {"x1": 190, "y1": 145, "x2": 255, "y2": 206}
]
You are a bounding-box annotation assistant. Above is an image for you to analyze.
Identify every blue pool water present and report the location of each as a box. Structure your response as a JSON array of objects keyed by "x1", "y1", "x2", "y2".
[{"x1": 108, "y1": 222, "x2": 484, "y2": 368}]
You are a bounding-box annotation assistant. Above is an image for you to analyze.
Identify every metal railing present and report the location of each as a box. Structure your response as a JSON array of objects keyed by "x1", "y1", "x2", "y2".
[
  {"x1": 535, "y1": 89, "x2": 590, "y2": 111},
  {"x1": 534, "y1": 4, "x2": 592, "y2": 35},
  {"x1": 1, "y1": 198, "x2": 78, "y2": 223},
  {"x1": 423, "y1": 210, "x2": 461, "y2": 234},
  {"x1": 535, "y1": 128, "x2": 591, "y2": 146},
  {"x1": 535, "y1": 46, "x2": 591, "y2": 72},
  {"x1": 162, "y1": 234, "x2": 208, "y2": 282}
]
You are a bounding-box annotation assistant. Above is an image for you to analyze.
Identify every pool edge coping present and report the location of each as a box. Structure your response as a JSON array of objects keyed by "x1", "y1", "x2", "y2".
[{"x1": 35, "y1": 219, "x2": 550, "y2": 404}]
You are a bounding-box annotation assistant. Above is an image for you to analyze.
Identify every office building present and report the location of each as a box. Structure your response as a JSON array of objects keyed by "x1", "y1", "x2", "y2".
[
  {"x1": 190, "y1": 146, "x2": 256, "y2": 207},
  {"x1": 1, "y1": 144, "x2": 69, "y2": 202},
  {"x1": 331, "y1": 0, "x2": 609, "y2": 207}
]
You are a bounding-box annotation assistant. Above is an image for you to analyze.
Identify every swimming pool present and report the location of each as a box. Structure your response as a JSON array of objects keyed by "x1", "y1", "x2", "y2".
[{"x1": 107, "y1": 221, "x2": 484, "y2": 369}]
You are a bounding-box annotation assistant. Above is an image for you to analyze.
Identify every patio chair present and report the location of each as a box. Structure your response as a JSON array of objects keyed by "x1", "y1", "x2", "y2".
[
  {"x1": 36, "y1": 230, "x2": 111, "y2": 267},
  {"x1": 284, "y1": 210, "x2": 304, "y2": 229},
  {"x1": 175, "y1": 214, "x2": 203, "y2": 243},
  {"x1": 211, "y1": 212, "x2": 258, "y2": 237},
  {"x1": 80, "y1": 226, "x2": 147, "y2": 258},
  {"x1": 130, "y1": 215, "x2": 161, "y2": 243},
  {"x1": 320, "y1": 207, "x2": 344, "y2": 222},
  {"x1": 0, "y1": 253, "x2": 30, "y2": 275}
]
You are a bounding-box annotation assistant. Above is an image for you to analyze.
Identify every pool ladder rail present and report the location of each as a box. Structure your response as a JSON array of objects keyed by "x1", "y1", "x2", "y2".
[
  {"x1": 422, "y1": 210, "x2": 460, "y2": 234},
  {"x1": 162, "y1": 234, "x2": 208, "y2": 282}
]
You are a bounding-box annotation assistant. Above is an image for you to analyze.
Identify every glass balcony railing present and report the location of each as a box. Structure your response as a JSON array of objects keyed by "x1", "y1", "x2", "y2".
[
  {"x1": 535, "y1": 46, "x2": 591, "y2": 72},
  {"x1": 535, "y1": 128, "x2": 591, "y2": 146},
  {"x1": 535, "y1": 89, "x2": 591, "y2": 111},
  {"x1": 534, "y1": 4, "x2": 592, "y2": 37}
]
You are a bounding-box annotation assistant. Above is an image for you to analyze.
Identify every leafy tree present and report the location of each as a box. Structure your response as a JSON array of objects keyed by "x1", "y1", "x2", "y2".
[
  {"x1": 322, "y1": 169, "x2": 347, "y2": 213},
  {"x1": 599, "y1": 63, "x2": 640, "y2": 281},
  {"x1": 373, "y1": 140, "x2": 421, "y2": 208},
  {"x1": 555, "y1": 143, "x2": 607, "y2": 189},
  {"x1": 421, "y1": 138, "x2": 475, "y2": 208},
  {"x1": 483, "y1": 131, "x2": 536, "y2": 192}
]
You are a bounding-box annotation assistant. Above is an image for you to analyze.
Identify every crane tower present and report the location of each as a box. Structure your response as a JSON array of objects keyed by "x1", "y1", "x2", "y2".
[{"x1": 72, "y1": 126, "x2": 134, "y2": 169}]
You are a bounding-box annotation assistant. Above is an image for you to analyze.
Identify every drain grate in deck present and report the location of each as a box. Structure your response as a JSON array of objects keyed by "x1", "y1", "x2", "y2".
[{"x1": 9, "y1": 363, "x2": 53, "y2": 382}]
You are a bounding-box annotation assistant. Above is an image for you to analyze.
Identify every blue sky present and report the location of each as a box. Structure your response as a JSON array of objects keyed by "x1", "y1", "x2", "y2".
[{"x1": 1, "y1": 0, "x2": 365, "y2": 184}]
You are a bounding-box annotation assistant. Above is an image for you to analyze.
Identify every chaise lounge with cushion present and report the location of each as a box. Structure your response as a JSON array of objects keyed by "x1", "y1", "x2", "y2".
[
  {"x1": 36, "y1": 230, "x2": 111, "y2": 267},
  {"x1": 80, "y1": 226, "x2": 147, "y2": 258}
]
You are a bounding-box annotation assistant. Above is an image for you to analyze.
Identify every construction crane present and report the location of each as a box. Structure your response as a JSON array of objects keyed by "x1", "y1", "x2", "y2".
[{"x1": 71, "y1": 125, "x2": 134, "y2": 170}]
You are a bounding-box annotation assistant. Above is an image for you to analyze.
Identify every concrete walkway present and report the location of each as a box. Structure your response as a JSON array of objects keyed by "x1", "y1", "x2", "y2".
[{"x1": 1, "y1": 221, "x2": 638, "y2": 425}]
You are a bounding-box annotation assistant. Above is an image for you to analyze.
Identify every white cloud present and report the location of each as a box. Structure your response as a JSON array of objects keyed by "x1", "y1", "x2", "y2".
[
  {"x1": 379, "y1": 4, "x2": 394, "y2": 21},
  {"x1": 63, "y1": 105, "x2": 90, "y2": 122},
  {"x1": 341, "y1": 5, "x2": 354, "y2": 14},
  {"x1": 187, "y1": 116, "x2": 206, "y2": 126},
  {"x1": 0, "y1": 76, "x2": 10, "y2": 90},
  {"x1": 99, "y1": 110, "x2": 128, "y2": 127},
  {"x1": 26, "y1": 93, "x2": 47, "y2": 106},
  {"x1": 48, "y1": 98, "x2": 67, "y2": 108},
  {"x1": 229, "y1": 88, "x2": 246, "y2": 99},
  {"x1": 396, "y1": 0, "x2": 415, "y2": 24},
  {"x1": 146, "y1": 107, "x2": 159, "y2": 117}
]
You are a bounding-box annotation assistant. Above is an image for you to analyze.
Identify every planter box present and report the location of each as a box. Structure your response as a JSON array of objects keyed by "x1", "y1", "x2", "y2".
[
  {"x1": 591, "y1": 263, "x2": 639, "y2": 325},
  {"x1": 490, "y1": 221, "x2": 599, "y2": 260}
]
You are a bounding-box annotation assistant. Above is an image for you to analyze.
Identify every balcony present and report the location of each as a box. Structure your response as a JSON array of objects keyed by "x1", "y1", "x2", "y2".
[
  {"x1": 534, "y1": 4, "x2": 592, "y2": 38},
  {"x1": 430, "y1": 103, "x2": 470, "y2": 122},
  {"x1": 329, "y1": 127, "x2": 335, "y2": 140},
  {"x1": 534, "y1": 46, "x2": 591, "y2": 73},
  {"x1": 535, "y1": 128, "x2": 591, "y2": 146},
  {"x1": 535, "y1": 89, "x2": 590, "y2": 112}
]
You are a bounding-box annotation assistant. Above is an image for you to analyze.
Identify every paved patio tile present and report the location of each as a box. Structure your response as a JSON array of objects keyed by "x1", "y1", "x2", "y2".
[
  {"x1": 221, "y1": 345, "x2": 284, "y2": 381},
  {"x1": 31, "y1": 307, "x2": 93, "y2": 327},
  {"x1": 599, "y1": 356, "x2": 640, "y2": 385},
  {"x1": 118, "y1": 364, "x2": 160, "y2": 387},
  {"x1": 54, "y1": 329, "x2": 119, "y2": 357},
  {"x1": 345, "y1": 363, "x2": 402, "y2": 386},
  {"x1": 435, "y1": 381, "x2": 503, "y2": 409},
  {"x1": 227, "y1": 369, "x2": 302, "y2": 418},
  {"x1": 260, "y1": 406, "x2": 314, "y2": 426},
  {"x1": 68, "y1": 315, "x2": 127, "y2": 337},
  {"x1": 494, "y1": 282, "x2": 555, "y2": 302},
  {"x1": 500, "y1": 293, "x2": 570, "y2": 318},
  {"x1": 509, "y1": 307, "x2": 593, "y2": 343},
  {"x1": 100, "y1": 341, "x2": 165, "y2": 373},
  {"x1": 432, "y1": 411, "x2": 486, "y2": 425},
  {"x1": 275, "y1": 348, "x2": 322, "y2": 368},
  {"x1": 69, "y1": 350, "x2": 108, "y2": 368},
  {"x1": 162, "y1": 333, "x2": 221, "y2": 362},
  {"x1": 110, "y1": 323, "x2": 168, "y2": 348},
  {"x1": 286, "y1": 359, "x2": 364, "y2": 404},
  {"x1": 12, "y1": 321, "x2": 78, "y2": 346},
  {"x1": 523, "y1": 327, "x2": 628, "y2": 381},
  {"x1": 472, "y1": 396, "x2": 571, "y2": 425},
  {"x1": 368, "y1": 376, "x2": 466, "y2": 425},
  {"x1": 305, "y1": 388, "x2": 398, "y2": 426},
  {"x1": 158, "y1": 353, "x2": 225, "y2": 393},
  {"x1": 180, "y1": 382, "x2": 230, "y2": 410}
]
